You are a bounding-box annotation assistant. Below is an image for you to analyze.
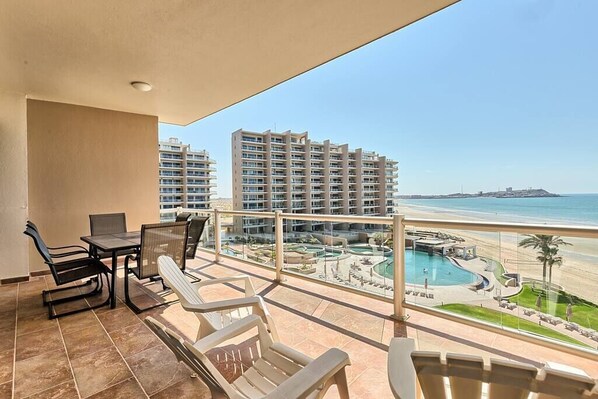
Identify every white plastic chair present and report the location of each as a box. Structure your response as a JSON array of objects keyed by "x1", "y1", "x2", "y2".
[
  {"x1": 158, "y1": 255, "x2": 278, "y2": 341},
  {"x1": 387, "y1": 338, "x2": 597, "y2": 399},
  {"x1": 145, "y1": 315, "x2": 351, "y2": 399}
]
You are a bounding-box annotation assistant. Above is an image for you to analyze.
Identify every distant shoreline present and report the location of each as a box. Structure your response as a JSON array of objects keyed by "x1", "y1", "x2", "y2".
[{"x1": 398, "y1": 188, "x2": 559, "y2": 200}]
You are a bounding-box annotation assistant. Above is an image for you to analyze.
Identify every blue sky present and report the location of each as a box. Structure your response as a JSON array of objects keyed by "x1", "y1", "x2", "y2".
[{"x1": 159, "y1": 0, "x2": 598, "y2": 197}]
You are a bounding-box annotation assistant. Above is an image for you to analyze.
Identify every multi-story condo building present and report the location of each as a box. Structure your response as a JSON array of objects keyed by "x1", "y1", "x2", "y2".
[
  {"x1": 159, "y1": 137, "x2": 216, "y2": 221},
  {"x1": 232, "y1": 129, "x2": 398, "y2": 234}
]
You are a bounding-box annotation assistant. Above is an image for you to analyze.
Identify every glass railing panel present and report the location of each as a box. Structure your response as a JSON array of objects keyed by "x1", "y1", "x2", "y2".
[
  {"x1": 405, "y1": 224, "x2": 598, "y2": 354},
  {"x1": 509, "y1": 233, "x2": 597, "y2": 349},
  {"x1": 403, "y1": 225, "x2": 504, "y2": 319},
  {"x1": 221, "y1": 214, "x2": 275, "y2": 269},
  {"x1": 280, "y1": 217, "x2": 393, "y2": 298}
]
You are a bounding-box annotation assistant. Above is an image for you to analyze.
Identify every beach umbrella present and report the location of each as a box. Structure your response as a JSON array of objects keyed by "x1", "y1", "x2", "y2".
[
  {"x1": 535, "y1": 294, "x2": 542, "y2": 310},
  {"x1": 424, "y1": 278, "x2": 428, "y2": 291}
]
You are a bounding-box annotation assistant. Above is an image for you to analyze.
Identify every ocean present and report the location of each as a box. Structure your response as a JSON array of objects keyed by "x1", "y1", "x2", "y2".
[{"x1": 396, "y1": 194, "x2": 598, "y2": 227}]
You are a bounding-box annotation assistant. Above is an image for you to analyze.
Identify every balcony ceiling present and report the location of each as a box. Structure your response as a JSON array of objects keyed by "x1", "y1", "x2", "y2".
[{"x1": 0, "y1": 0, "x2": 458, "y2": 125}]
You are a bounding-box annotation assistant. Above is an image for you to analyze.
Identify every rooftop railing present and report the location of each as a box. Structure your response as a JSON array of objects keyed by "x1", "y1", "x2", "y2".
[{"x1": 159, "y1": 207, "x2": 598, "y2": 361}]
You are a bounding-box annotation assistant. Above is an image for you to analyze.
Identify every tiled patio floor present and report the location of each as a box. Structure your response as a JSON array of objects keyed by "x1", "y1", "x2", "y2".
[{"x1": 2, "y1": 252, "x2": 597, "y2": 398}]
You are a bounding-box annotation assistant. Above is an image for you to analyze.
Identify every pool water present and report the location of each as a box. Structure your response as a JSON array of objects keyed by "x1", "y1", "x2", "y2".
[
  {"x1": 222, "y1": 248, "x2": 239, "y2": 256},
  {"x1": 349, "y1": 246, "x2": 374, "y2": 253},
  {"x1": 374, "y1": 251, "x2": 478, "y2": 286},
  {"x1": 298, "y1": 245, "x2": 343, "y2": 257}
]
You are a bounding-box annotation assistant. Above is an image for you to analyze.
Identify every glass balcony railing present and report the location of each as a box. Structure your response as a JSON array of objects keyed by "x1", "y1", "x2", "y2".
[{"x1": 159, "y1": 207, "x2": 598, "y2": 358}]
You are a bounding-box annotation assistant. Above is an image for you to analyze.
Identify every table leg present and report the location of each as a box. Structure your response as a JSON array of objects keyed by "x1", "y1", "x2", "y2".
[{"x1": 110, "y1": 251, "x2": 117, "y2": 309}]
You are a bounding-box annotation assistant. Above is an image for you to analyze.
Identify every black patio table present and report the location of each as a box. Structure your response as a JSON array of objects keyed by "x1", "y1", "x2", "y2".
[{"x1": 80, "y1": 231, "x2": 141, "y2": 309}]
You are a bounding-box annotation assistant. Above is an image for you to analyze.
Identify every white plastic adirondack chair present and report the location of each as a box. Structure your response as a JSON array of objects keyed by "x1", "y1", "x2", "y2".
[
  {"x1": 145, "y1": 315, "x2": 351, "y2": 399},
  {"x1": 388, "y1": 338, "x2": 598, "y2": 399},
  {"x1": 158, "y1": 255, "x2": 279, "y2": 341}
]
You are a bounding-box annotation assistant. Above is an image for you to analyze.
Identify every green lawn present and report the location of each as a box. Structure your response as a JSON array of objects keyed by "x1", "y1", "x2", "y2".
[
  {"x1": 437, "y1": 303, "x2": 590, "y2": 348},
  {"x1": 507, "y1": 285, "x2": 598, "y2": 329}
]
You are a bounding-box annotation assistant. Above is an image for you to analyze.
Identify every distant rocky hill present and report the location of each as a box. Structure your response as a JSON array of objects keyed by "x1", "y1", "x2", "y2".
[
  {"x1": 398, "y1": 188, "x2": 559, "y2": 200},
  {"x1": 211, "y1": 198, "x2": 232, "y2": 210}
]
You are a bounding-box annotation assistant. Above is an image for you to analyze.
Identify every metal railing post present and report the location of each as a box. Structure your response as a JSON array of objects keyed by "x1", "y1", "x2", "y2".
[
  {"x1": 214, "y1": 209, "x2": 222, "y2": 262},
  {"x1": 275, "y1": 210, "x2": 284, "y2": 282},
  {"x1": 392, "y1": 214, "x2": 407, "y2": 320}
]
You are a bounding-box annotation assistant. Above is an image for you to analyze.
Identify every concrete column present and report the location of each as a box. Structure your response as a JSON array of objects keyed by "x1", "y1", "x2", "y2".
[
  {"x1": 392, "y1": 214, "x2": 407, "y2": 320},
  {"x1": 275, "y1": 210, "x2": 284, "y2": 281}
]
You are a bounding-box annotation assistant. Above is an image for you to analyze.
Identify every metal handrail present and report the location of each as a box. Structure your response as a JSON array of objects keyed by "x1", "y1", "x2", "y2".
[{"x1": 160, "y1": 206, "x2": 598, "y2": 360}]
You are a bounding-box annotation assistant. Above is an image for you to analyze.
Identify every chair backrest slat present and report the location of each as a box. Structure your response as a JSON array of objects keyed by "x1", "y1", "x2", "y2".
[
  {"x1": 488, "y1": 358, "x2": 536, "y2": 399},
  {"x1": 89, "y1": 213, "x2": 127, "y2": 236},
  {"x1": 536, "y1": 367, "x2": 596, "y2": 399},
  {"x1": 144, "y1": 317, "x2": 224, "y2": 394},
  {"x1": 446, "y1": 354, "x2": 484, "y2": 399},
  {"x1": 412, "y1": 352, "x2": 448, "y2": 399},
  {"x1": 158, "y1": 256, "x2": 222, "y2": 331},
  {"x1": 137, "y1": 222, "x2": 188, "y2": 279}
]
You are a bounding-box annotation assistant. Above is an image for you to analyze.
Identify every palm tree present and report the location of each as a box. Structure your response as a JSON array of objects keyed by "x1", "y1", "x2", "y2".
[{"x1": 518, "y1": 234, "x2": 571, "y2": 290}]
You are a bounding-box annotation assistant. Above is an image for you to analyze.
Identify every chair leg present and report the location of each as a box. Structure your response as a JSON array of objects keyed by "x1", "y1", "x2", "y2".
[
  {"x1": 44, "y1": 277, "x2": 103, "y2": 307},
  {"x1": 334, "y1": 368, "x2": 350, "y2": 399},
  {"x1": 42, "y1": 279, "x2": 94, "y2": 305},
  {"x1": 47, "y1": 273, "x2": 111, "y2": 319}
]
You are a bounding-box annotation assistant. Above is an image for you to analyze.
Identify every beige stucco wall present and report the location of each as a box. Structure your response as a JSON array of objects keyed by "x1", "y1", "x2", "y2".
[
  {"x1": 27, "y1": 100, "x2": 159, "y2": 273},
  {"x1": 0, "y1": 91, "x2": 29, "y2": 280}
]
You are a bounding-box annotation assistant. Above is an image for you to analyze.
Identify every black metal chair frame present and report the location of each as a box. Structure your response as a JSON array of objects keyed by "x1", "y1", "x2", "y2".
[
  {"x1": 124, "y1": 221, "x2": 200, "y2": 313},
  {"x1": 88, "y1": 212, "x2": 136, "y2": 259},
  {"x1": 185, "y1": 216, "x2": 210, "y2": 260},
  {"x1": 24, "y1": 223, "x2": 111, "y2": 319}
]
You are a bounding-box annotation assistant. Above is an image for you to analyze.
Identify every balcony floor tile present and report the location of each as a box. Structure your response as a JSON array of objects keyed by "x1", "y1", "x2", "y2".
[{"x1": 2, "y1": 251, "x2": 597, "y2": 398}]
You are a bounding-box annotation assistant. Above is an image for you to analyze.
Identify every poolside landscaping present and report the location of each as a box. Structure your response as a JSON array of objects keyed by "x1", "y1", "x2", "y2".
[
  {"x1": 507, "y1": 284, "x2": 598, "y2": 330},
  {"x1": 438, "y1": 303, "x2": 589, "y2": 347}
]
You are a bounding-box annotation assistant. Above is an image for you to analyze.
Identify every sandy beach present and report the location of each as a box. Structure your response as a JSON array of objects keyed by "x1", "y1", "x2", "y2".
[{"x1": 395, "y1": 203, "x2": 598, "y2": 304}]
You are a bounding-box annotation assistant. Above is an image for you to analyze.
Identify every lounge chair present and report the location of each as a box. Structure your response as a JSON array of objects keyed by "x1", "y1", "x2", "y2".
[
  {"x1": 506, "y1": 303, "x2": 517, "y2": 310},
  {"x1": 158, "y1": 255, "x2": 278, "y2": 341},
  {"x1": 523, "y1": 308, "x2": 536, "y2": 316},
  {"x1": 426, "y1": 293, "x2": 434, "y2": 299},
  {"x1": 387, "y1": 338, "x2": 597, "y2": 399},
  {"x1": 580, "y1": 328, "x2": 596, "y2": 338},
  {"x1": 145, "y1": 315, "x2": 351, "y2": 399},
  {"x1": 498, "y1": 301, "x2": 508, "y2": 309},
  {"x1": 565, "y1": 322, "x2": 580, "y2": 332}
]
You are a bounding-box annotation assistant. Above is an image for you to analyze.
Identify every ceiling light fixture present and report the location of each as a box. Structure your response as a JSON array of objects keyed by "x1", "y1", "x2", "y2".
[{"x1": 130, "y1": 81, "x2": 152, "y2": 92}]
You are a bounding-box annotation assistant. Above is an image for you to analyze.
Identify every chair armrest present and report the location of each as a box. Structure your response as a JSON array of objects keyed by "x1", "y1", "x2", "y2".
[
  {"x1": 193, "y1": 314, "x2": 264, "y2": 352},
  {"x1": 124, "y1": 253, "x2": 138, "y2": 265},
  {"x1": 47, "y1": 244, "x2": 89, "y2": 252},
  {"x1": 51, "y1": 249, "x2": 90, "y2": 258},
  {"x1": 197, "y1": 274, "x2": 256, "y2": 297},
  {"x1": 388, "y1": 338, "x2": 417, "y2": 399},
  {"x1": 182, "y1": 296, "x2": 263, "y2": 314},
  {"x1": 265, "y1": 348, "x2": 351, "y2": 399}
]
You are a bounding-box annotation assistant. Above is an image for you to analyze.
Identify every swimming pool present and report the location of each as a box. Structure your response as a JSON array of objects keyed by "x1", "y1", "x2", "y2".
[
  {"x1": 374, "y1": 251, "x2": 479, "y2": 286},
  {"x1": 347, "y1": 244, "x2": 393, "y2": 257},
  {"x1": 221, "y1": 248, "x2": 239, "y2": 256},
  {"x1": 296, "y1": 245, "x2": 343, "y2": 258}
]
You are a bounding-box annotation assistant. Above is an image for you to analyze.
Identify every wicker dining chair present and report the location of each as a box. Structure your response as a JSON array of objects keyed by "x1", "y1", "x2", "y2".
[{"x1": 124, "y1": 221, "x2": 191, "y2": 313}]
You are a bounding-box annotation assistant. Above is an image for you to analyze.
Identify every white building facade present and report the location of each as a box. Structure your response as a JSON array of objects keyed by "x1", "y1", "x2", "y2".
[{"x1": 159, "y1": 137, "x2": 216, "y2": 221}]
